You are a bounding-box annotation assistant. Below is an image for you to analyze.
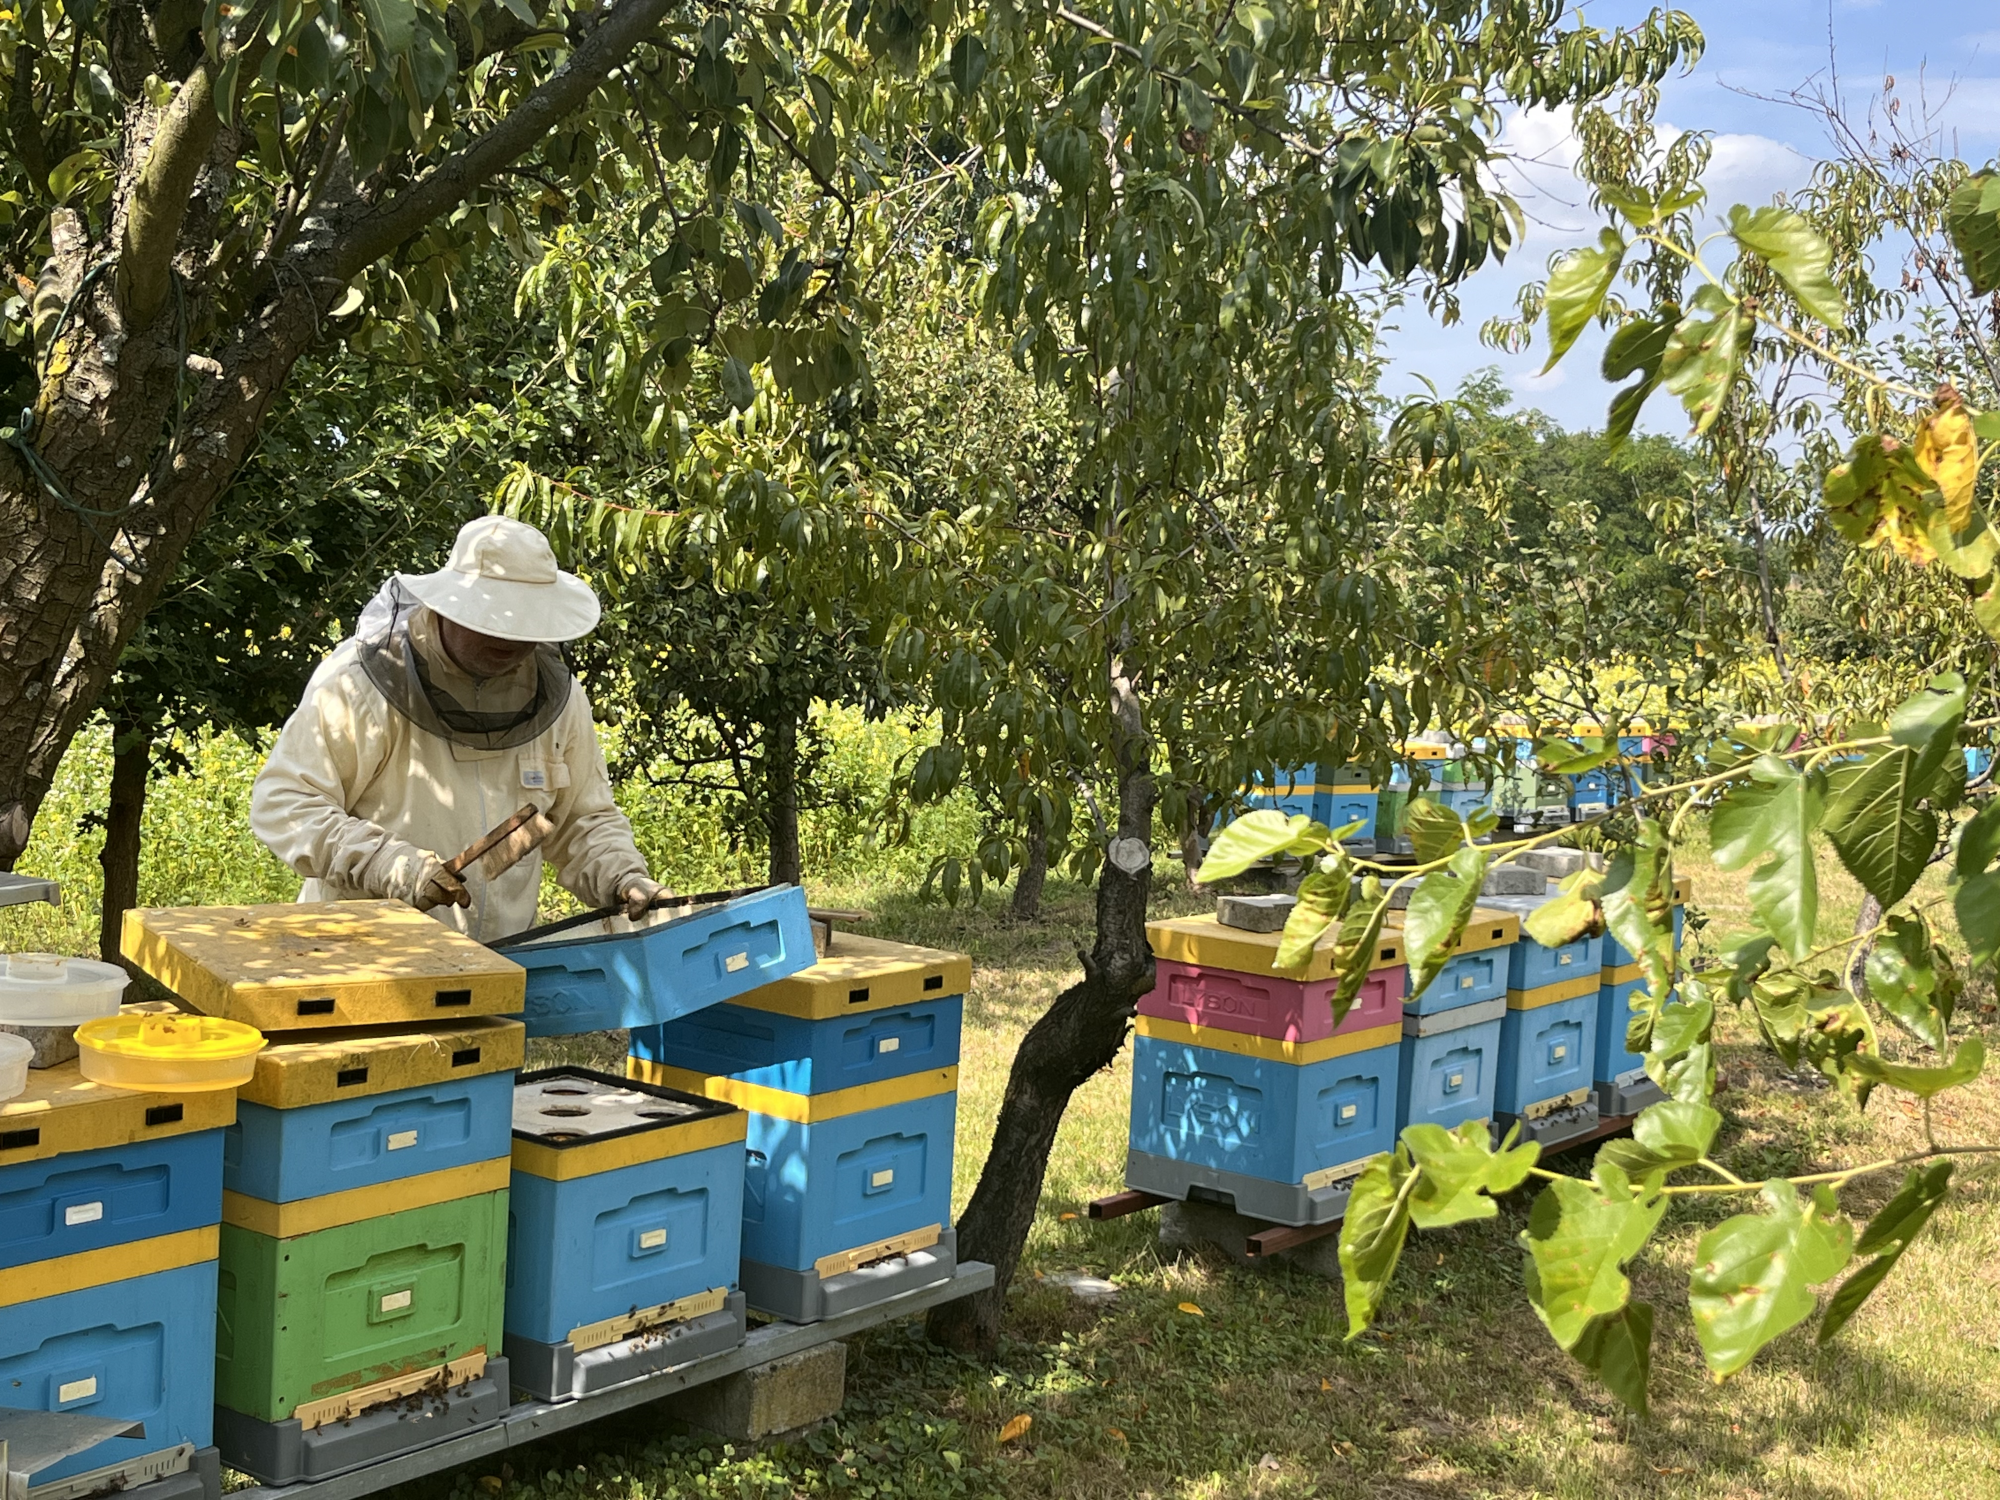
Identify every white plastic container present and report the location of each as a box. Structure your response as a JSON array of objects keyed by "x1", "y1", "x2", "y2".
[
  {"x1": 0, "y1": 1031, "x2": 31, "y2": 1101},
  {"x1": 0, "y1": 952, "x2": 130, "y2": 1025}
]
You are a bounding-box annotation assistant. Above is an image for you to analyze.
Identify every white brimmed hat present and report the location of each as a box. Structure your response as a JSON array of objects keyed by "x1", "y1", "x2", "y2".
[{"x1": 401, "y1": 516, "x2": 601, "y2": 643}]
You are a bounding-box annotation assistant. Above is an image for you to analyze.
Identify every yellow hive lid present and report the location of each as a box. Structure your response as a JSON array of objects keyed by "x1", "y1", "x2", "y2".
[
  {"x1": 726, "y1": 932, "x2": 972, "y2": 1020},
  {"x1": 123, "y1": 900, "x2": 526, "y2": 1031},
  {"x1": 1386, "y1": 906, "x2": 1519, "y2": 956},
  {"x1": 1147, "y1": 915, "x2": 1405, "y2": 981},
  {"x1": 0, "y1": 1057, "x2": 236, "y2": 1164},
  {"x1": 237, "y1": 1017, "x2": 527, "y2": 1110},
  {"x1": 1674, "y1": 874, "x2": 1693, "y2": 905}
]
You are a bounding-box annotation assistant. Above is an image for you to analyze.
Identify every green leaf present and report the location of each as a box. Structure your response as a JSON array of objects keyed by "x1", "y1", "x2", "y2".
[
  {"x1": 1864, "y1": 914, "x2": 1947, "y2": 1051},
  {"x1": 1541, "y1": 229, "x2": 1626, "y2": 372},
  {"x1": 1849, "y1": 1035, "x2": 1984, "y2": 1098},
  {"x1": 1689, "y1": 1181, "x2": 1853, "y2": 1377},
  {"x1": 1855, "y1": 1158, "x2": 1954, "y2": 1258},
  {"x1": 1822, "y1": 749, "x2": 1937, "y2": 909},
  {"x1": 1402, "y1": 796, "x2": 1466, "y2": 864},
  {"x1": 1708, "y1": 756, "x2": 1823, "y2": 958},
  {"x1": 1728, "y1": 205, "x2": 1846, "y2": 328},
  {"x1": 1326, "y1": 893, "x2": 1391, "y2": 1024},
  {"x1": 1274, "y1": 865, "x2": 1350, "y2": 972},
  {"x1": 358, "y1": 0, "x2": 418, "y2": 56},
  {"x1": 1596, "y1": 1099, "x2": 1722, "y2": 1183},
  {"x1": 1525, "y1": 884, "x2": 1601, "y2": 948},
  {"x1": 1196, "y1": 809, "x2": 1316, "y2": 882},
  {"x1": 1946, "y1": 171, "x2": 2000, "y2": 296},
  {"x1": 1957, "y1": 872, "x2": 2000, "y2": 970},
  {"x1": 1534, "y1": 737, "x2": 1615, "y2": 774},
  {"x1": 1890, "y1": 672, "x2": 1968, "y2": 798},
  {"x1": 1600, "y1": 820, "x2": 1675, "y2": 995},
  {"x1": 1600, "y1": 308, "x2": 1677, "y2": 449},
  {"x1": 1402, "y1": 1119, "x2": 1539, "y2": 1229},
  {"x1": 1403, "y1": 845, "x2": 1489, "y2": 996},
  {"x1": 1644, "y1": 992, "x2": 1716, "y2": 1104},
  {"x1": 1338, "y1": 1147, "x2": 1413, "y2": 1337},
  {"x1": 1569, "y1": 1302, "x2": 1654, "y2": 1418},
  {"x1": 1954, "y1": 799, "x2": 2000, "y2": 880},
  {"x1": 1522, "y1": 1163, "x2": 1666, "y2": 1350},
  {"x1": 948, "y1": 31, "x2": 988, "y2": 96},
  {"x1": 1659, "y1": 284, "x2": 1750, "y2": 434}
]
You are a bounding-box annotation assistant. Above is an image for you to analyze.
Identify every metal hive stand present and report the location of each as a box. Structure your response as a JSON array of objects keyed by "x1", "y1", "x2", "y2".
[{"x1": 226, "y1": 1263, "x2": 993, "y2": 1500}]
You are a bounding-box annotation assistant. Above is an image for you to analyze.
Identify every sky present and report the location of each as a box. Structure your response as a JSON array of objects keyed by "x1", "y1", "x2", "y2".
[{"x1": 1379, "y1": 0, "x2": 2000, "y2": 434}]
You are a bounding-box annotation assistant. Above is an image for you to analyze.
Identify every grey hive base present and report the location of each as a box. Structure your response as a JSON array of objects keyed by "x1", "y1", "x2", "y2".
[
  {"x1": 1124, "y1": 1149, "x2": 1355, "y2": 1227},
  {"x1": 1496, "y1": 1099, "x2": 1602, "y2": 1151},
  {"x1": 214, "y1": 1359, "x2": 511, "y2": 1485},
  {"x1": 29, "y1": 1446, "x2": 219, "y2": 1500},
  {"x1": 1596, "y1": 1073, "x2": 1666, "y2": 1117},
  {"x1": 503, "y1": 1294, "x2": 748, "y2": 1402},
  {"x1": 741, "y1": 1229, "x2": 957, "y2": 1324}
]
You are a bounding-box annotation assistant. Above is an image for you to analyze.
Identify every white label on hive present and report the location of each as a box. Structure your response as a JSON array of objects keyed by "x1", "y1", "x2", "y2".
[
  {"x1": 1558, "y1": 952, "x2": 1573, "y2": 965},
  {"x1": 1552, "y1": 1045, "x2": 1568, "y2": 1061},
  {"x1": 877, "y1": 1037, "x2": 901, "y2": 1054},
  {"x1": 1459, "y1": 976, "x2": 1475, "y2": 989},
  {"x1": 387, "y1": 1130, "x2": 419, "y2": 1151},
  {"x1": 381, "y1": 1289, "x2": 413, "y2": 1313},
  {"x1": 871, "y1": 1169, "x2": 894, "y2": 1188},
  {"x1": 1338, "y1": 1104, "x2": 1357, "y2": 1121},
  {"x1": 639, "y1": 1228, "x2": 667, "y2": 1250},
  {"x1": 1446, "y1": 1073, "x2": 1463, "y2": 1089},
  {"x1": 65, "y1": 1202, "x2": 104, "y2": 1226},
  {"x1": 58, "y1": 1377, "x2": 97, "y2": 1403},
  {"x1": 725, "y1": 952, "x2": 750, "y2": 973}
]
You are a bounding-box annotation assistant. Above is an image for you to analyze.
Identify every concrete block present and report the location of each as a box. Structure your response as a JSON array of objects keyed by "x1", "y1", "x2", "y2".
[
  {"x1": 1514, "y1": 848, "x2": 1589, "y2": 880},
  {"x1": 669, "y1": 1343, "x2": 846, "y2": 1443},
  {"x1": 1216, "y1": 894, "x2": 1295, "y2": 932},
  {"x1": 1158, "y1": 1200, "x2": 1342, "y2": 1281},
  {"x1": 0, "y1": 1021, "x2": 78, "y2": 1067},
  {"x1": 1480, "y1": 865, "x2": 1551, "y2": 896}
]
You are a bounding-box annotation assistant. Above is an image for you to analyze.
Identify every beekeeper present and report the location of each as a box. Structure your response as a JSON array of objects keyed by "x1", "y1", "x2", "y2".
[{"x1": 251, "y1": 516, "x2": 664, "y2": 942}]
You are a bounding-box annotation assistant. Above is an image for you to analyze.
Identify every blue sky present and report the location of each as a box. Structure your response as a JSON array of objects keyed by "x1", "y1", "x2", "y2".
[{"x1": 1380, "y1": 0, "x2": 2000, "y2": 433}]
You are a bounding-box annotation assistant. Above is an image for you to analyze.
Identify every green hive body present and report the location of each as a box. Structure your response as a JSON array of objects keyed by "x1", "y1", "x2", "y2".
[{"x1": 215, "y1": 1190, "x2": 508, "y2": 1423}]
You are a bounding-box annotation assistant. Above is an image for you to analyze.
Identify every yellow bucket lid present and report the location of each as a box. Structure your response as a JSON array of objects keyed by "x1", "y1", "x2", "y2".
[{"x1": 77, "y1": 1011, "x2": 266, "y2": 1062}]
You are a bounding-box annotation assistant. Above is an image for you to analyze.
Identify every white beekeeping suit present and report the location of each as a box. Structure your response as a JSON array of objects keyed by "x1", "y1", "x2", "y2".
[{"x1": 252, "y1": 517, "x2": 665, "y2": 943}]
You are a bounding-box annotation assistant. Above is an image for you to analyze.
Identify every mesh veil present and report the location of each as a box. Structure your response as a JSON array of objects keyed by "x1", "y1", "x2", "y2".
[{"x1": 353, "y1": 579, "x2": 572, "y2": 751}]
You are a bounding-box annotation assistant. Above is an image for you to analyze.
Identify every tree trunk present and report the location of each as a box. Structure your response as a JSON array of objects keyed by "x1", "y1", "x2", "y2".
[
  {"x1": 764, "y1": 712, "x2": 803, "y2": 888},
  {"x1": 1180, "y1": 790, "x2": 1208, "y2": 891},
  {"x1": 928, "y1": 668, "x2": 1155, "y2": 1356},
  {"x1": 98, "y1": 713, "x2": 149, "y2": 969},
  {"x1": 1010, "y1": 804, "x2": 1049, "y2": 921}
]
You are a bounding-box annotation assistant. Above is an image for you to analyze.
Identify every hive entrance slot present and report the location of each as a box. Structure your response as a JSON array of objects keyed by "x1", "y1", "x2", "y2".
[
  {"x1": 848, "y1": 987, "x2": 871, "y2": 1005},
  {"x1": 0, "y1": 1127, "x2": 40, "y2": 1150},
  {"x1": 297, "y1": 998, "x2": 336, "y2": 1016},
  {"x1": 451, "y1": 1047, "x2": 481, "y2": 1067},
  {"x1": 145, "y1": 1103, "x2": 185, "y2": 1126},
  {"x1": 337, "y1": 1067, "x2": 369, "y2": 1088},
  {"x1": 434, "y1": 989, "x2": 473, "y2": 1008},
  {"x1": 923, "y1": 975, "x2": 944, "y2": 991}
]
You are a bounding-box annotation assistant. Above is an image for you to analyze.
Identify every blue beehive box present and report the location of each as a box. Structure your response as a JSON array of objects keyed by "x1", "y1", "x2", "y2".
[
  {"x1": 1401, "y1": 908, "x2": 1519, "y2": 1015},
  {"x1": 509, "y1": 885, "x2": 817, "y2": 1038},
  {"x1": 1, "y1": 1259, "x2": 219, "y2": 1488},
  {"x1": 1126, "y1": 1017, "x2": 1402, "y2": 1226},
  {"x1": 1314, "y1": 787, "x2": 1379, "y2": 839},
  {"x1": 1497, "y1": 979, "x2": 1600, "y2": 1124},
  {"x1": 630, "y1": 932, "x2": 972, "y2": 1095},
  {"x1": 1594, "y1": 976, "x2": 1679, "y2": 1112},
  {"x1": 0, "y1": 1131, "x2": 223, "y2": 1271},
  {"x1": 1397, "y1": 1000, "x2": 1505, "y2": 1135},
  {"x1": 225, "y1": 1019, "x2": 523, "y2": 1204},
  {"x1": 505, "y1": 1068, "x2": 747, "y2": 1400}
]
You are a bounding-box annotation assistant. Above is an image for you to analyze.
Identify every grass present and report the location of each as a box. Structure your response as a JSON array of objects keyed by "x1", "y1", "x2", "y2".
[{"x1": 10, "y1": 737, "x2": 2000, "y2": 1499}]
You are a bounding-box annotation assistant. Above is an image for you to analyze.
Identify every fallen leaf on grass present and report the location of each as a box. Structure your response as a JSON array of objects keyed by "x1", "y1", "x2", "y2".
[
  {"x1": 479, "y1": 1481, "x2": 502, "y2": 1494},
  {"x1": 1334, "y1": 1441, "x2": 1356, "y2": 1457},
  {"x1": 1106, "y1": 1428, "x2": 1127, "y2": 1442},
  {"x1": 1178, "y1": 1302, "x2": 1204, "y2": 1316},
  {"x1": 1258, "y1": 1454, "x2": 1281, "y2": 1472},
  {"x1": 1652, "y1": 1466, "x2": 1690, "y2": 1476},
  {"x1": 998, "y1": 1414, "x2": 1032, "y2": 1444},
  {"x1": 1320, "y1": 1379, "x2": 1333, "y2": 1392},
  {"x1": 1059, "y1": 1211, "x2": 1079, "y2": 1221}
]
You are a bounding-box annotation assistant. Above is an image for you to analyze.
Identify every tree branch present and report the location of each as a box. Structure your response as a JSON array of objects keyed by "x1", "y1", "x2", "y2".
[
  {"x1": 326, "y1": 0, "x2": 675, "y2": 281},
  {"x1": 116, "y1": 65, "x2": 219, "y2": 325}
]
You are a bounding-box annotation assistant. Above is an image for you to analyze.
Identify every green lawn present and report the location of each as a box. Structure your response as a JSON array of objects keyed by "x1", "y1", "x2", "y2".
[{"x1": 10, "y1": 744, "x2": 2000, "y2": 1500}]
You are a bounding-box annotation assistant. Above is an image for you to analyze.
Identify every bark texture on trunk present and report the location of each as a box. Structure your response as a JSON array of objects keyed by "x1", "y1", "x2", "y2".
[
  {"x1": 1010, "y1": 805, "x2": 1049, "y2": 921},
  {"x1": 98, "y1": 714, "x2": 149, "y2": 969},
  {"x1": 927, "y1": 667, "x2": 1155, "y2": 1356},
  {"x1": 765, "y1": 712, "x2": 803, "y2": 888}
]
